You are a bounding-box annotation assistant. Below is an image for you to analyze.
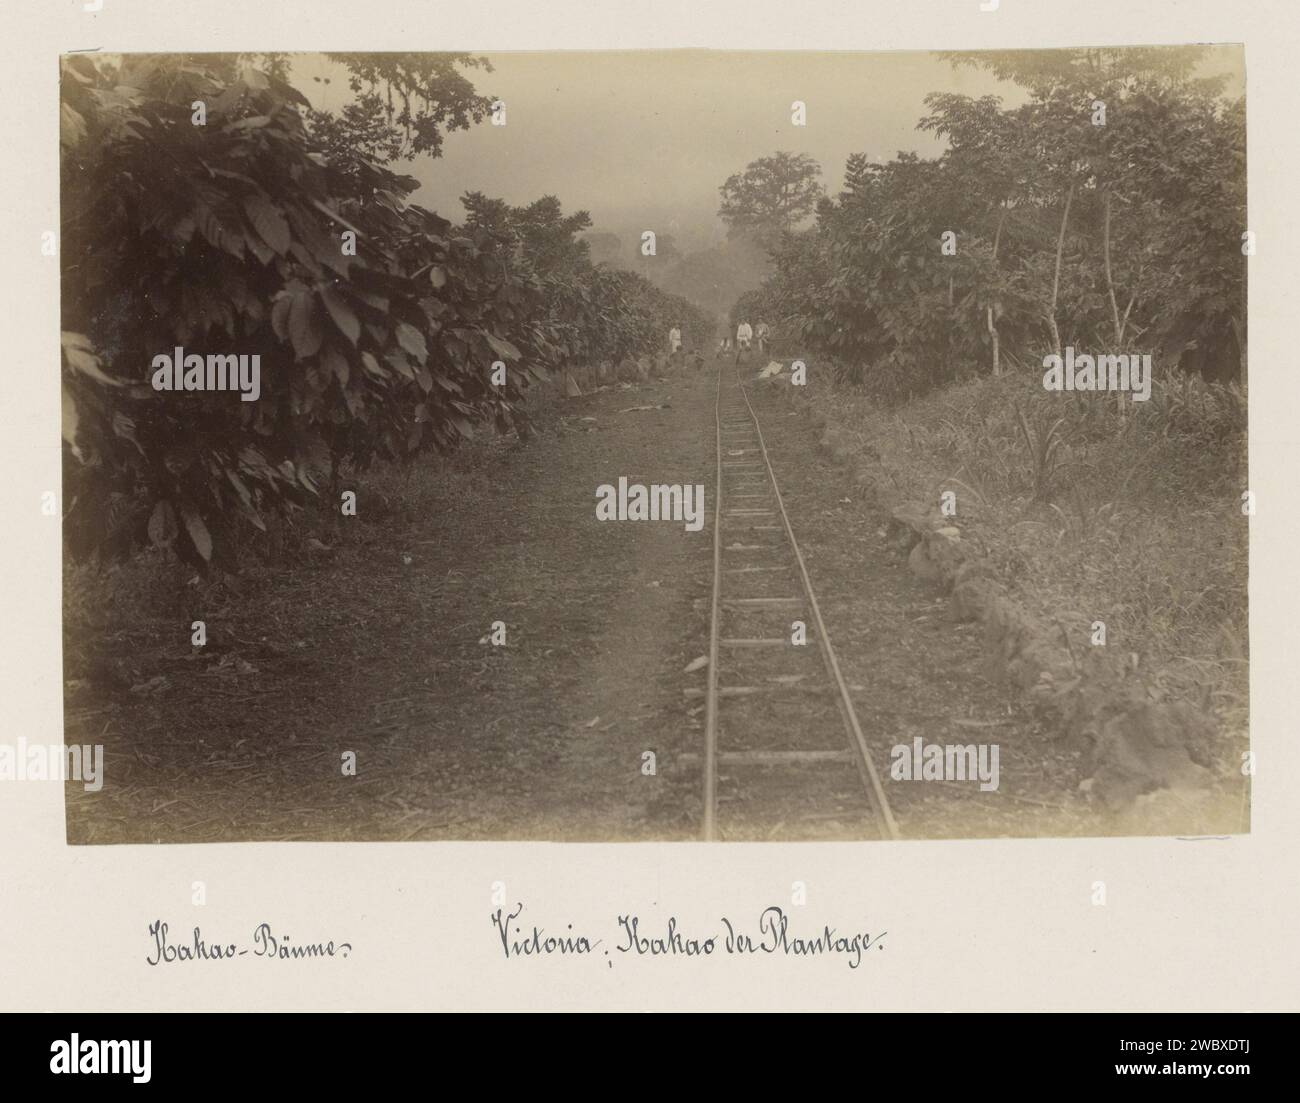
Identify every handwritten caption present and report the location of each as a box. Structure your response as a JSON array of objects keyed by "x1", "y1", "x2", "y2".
[
  {"x1": 493, "y1": 903, "x2": 886, "y2": 969},
  {"x1": 145, "y1": 920, "x2": 352, "y2": 964}
]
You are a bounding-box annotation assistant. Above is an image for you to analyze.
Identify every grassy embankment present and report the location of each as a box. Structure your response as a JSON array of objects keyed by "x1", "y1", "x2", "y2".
[{"x1": 797, "y1": 364, "x2": 1249, "y2": 779}]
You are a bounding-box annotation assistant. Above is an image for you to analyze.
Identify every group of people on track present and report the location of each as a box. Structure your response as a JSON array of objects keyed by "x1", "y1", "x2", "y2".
[
  {"x1": 715, "y1": 319, "x2": 770, "y2": 362},
  {"x1": 665, "y1": 318, "x2": 772, "y2": 370}
]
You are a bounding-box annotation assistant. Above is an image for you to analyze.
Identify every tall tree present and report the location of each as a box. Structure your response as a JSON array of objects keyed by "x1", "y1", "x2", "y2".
[
  {"x1": 718, "y1": 152, "x2": 825, "y2": 248},
  {"x1": 305, "y1": 52, "x2": 495, "y2": 169}
]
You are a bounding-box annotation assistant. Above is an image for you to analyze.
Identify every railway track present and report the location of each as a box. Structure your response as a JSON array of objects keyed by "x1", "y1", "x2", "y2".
[{"x1": 698, "y1": 358, "x2": 899, "y2": 841}]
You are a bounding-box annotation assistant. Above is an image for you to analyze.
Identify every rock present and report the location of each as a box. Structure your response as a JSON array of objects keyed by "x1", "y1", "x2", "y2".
[
  {"x1": 1005, "y1": 637, "x2": 1062, "y2": 690},
  {"x1": 1088, "y1": 700, "x2": 1214, "y2": 810},
  {"x1": 883, "y1": 490, "x2": 1220, "y2": 815},
  {"x1": 949, "y1": 576, "x2": 1003, "y2": 623},
  {"x1": 1117, "y1": 784, "x2": 1237, "y2": 836},
  {"x1": 953, "y1": 558, "x2": 996, "y2": 587},
  {"x1": 922, "y1": 528, "x2": 968, "y2": 580},
  {"x1": 890, "y1": 503, "x2": 945, "y2": 539},
  {"x1": 907, "y1": 542, "x2": 943, "y2": 583}
]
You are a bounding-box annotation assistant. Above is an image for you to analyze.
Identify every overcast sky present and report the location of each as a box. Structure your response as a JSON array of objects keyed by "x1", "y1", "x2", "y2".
[{"x1": 288, "y1": 48, "x2": 1243, "y2": 246}]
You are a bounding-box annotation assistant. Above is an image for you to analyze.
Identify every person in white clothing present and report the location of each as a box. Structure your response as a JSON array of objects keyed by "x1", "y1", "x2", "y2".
[
  {"x1": 735, "y1": 321, "x2": 753, "y2": 363},
  {"x1": 668, "y1": 324, "x2": 682, "y2": 357}
]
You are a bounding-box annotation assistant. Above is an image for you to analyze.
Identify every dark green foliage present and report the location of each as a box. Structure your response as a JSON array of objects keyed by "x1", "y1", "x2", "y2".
[
  {"x1": 60, "y1": 54, "x2": 710, "y2": 568},
  {"x1": 732, "y1": 47, "x2": 1246, "y2": 402}
]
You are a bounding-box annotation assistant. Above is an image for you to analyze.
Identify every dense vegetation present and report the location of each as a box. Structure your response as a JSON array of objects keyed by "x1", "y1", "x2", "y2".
[
  {"x1": 738, "y1": 48, "x2": 1246, "y2": 401},
  {"x1": 60, "y1": 53, "x2": 710, "y2": 569},
  {"x1": 728, "y1": 48, "x2": 1249, "y2": 770}
]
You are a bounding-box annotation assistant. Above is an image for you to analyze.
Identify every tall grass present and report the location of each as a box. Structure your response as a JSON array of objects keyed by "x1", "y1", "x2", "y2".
[{"x1": 813, "y1": 362, "x2": 1248, "y2": 750}]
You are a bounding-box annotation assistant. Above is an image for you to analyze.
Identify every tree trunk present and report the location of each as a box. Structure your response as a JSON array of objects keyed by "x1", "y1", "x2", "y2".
[
  {"x1": 988, "y1": 202, "x2": 1009, "y2": 377},
  {"x1": 987, "y1": 306, "x2": 1001, "y2": 377},
  {"x1": 1103, "y1": 189, "x2": 1123, "y2": 343},
  {"x1": 1102, "y1": 188, "x2": 1127, "y2": 421},
  {"x1": 1048, "y1": 179, "x2": 1075, "y2": 360}
]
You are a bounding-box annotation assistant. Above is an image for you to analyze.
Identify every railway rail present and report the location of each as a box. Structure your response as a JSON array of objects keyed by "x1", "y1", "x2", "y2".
[{"x1": 698, "y1": 357, "x2": 900, "y2": 841}]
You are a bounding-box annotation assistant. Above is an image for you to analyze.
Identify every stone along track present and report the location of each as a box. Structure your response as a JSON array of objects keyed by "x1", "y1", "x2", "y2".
[{"x1": 696, "y1": 360, "x2": 899, "y2": 841}]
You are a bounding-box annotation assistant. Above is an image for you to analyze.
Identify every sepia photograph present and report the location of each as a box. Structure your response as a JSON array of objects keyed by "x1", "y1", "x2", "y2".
[{"x1": 56, "y1": 45, "x2": 1248, "y2": 845}]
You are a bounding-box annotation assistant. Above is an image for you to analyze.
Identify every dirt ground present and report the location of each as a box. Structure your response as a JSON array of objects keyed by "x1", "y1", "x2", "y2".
[{"x1": 65, "y1": 363, "x2": 1102, "y2": 843}]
